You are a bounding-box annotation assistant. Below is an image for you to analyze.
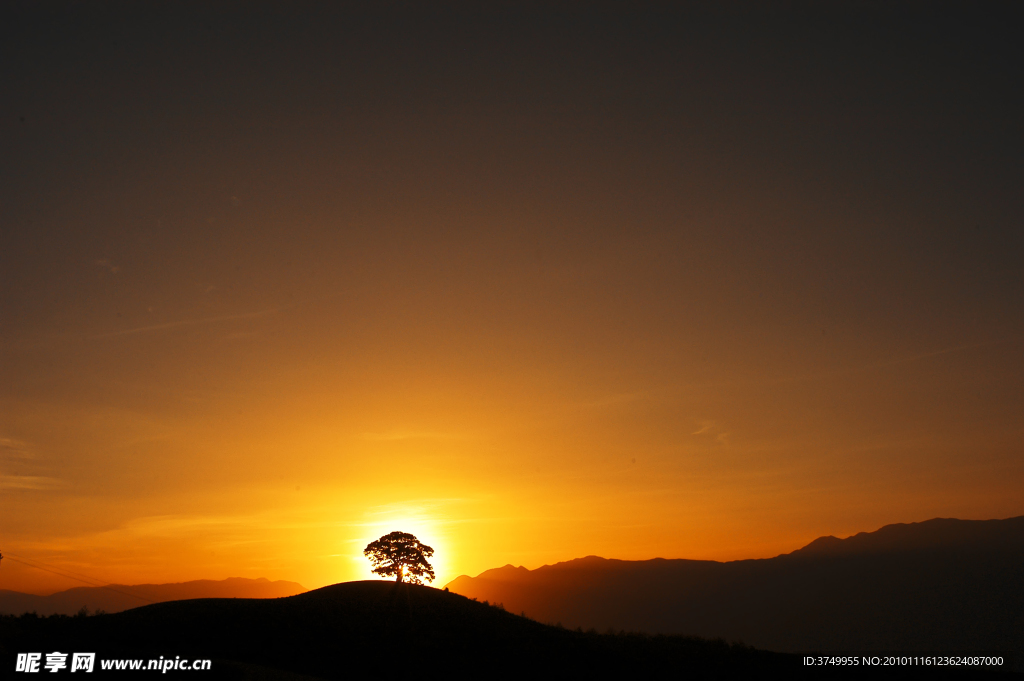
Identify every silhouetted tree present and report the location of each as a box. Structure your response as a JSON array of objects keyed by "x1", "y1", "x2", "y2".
[{"x1": 363, "y1": 531, "x2": 435, "y2": 584}]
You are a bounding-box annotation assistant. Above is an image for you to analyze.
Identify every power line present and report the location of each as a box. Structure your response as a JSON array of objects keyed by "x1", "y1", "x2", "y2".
[
  {"x1": 4, "y1": 552, "x2": 133, "y2": 590},
  {"x1": 1, "y1": 553, "x2": 155, "y2": 604},
  {"x1": 3, "y1": 554, "x2": 107, "y2": 587}
]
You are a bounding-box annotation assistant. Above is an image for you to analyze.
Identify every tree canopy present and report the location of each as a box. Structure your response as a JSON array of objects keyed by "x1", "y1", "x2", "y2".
[{"x1": 363, "y1": 531, "x2": 435, "y2": 584}]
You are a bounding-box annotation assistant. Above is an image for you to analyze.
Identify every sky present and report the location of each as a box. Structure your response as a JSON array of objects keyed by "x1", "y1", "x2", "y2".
[{"x1": 1, "y1": 3, "x2": 1022, "y2": 594}]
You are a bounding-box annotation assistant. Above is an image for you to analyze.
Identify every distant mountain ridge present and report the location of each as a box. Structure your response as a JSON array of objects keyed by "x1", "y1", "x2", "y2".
[
  {"x1": 0, "y1": 577, "x2": 306, "y2": 616},
  {"x1": 446, "y1": 516, "x2": 1024, "y2": 654},
  {"x1": 785, "y1": 516, "x2": 1024, "y2": 556}
]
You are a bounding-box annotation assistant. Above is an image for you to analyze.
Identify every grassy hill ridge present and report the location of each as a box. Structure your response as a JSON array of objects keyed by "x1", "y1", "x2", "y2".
[{"x1": 1, "y1": 580, "x2": 792, "y2": 678}]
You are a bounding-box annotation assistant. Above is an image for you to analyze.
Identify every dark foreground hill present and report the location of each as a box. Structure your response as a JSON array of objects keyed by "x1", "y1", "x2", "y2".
[
  {"x1": 0, "y1": 578, "x2": 306, "y2": 616},
  {"x1": 1, "y1": 581, "x2": 799, "y2": 679},
  {"x1": 446, "y1": 517, "x2": 1024, "y2": 656}
]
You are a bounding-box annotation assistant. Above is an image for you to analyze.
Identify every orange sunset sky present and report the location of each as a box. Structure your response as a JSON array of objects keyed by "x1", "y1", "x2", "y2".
[{"x1": 1, "y1": 4, "x2": 1022, "y2": 594}]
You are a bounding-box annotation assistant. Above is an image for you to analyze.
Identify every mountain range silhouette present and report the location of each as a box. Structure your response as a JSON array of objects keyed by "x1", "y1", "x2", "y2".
[
  {"x1": 446, "y1": 516, "x2": 1024, "y2": 654},
  {"x1": 0, "y1": 577, "x2": 306, "y2": 617},
  {"x1": 2, "y1": 517, "x2": 1021, "y2": 677}
]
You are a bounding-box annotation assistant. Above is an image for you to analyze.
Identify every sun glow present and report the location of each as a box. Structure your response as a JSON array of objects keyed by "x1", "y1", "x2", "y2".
[{"x1": 353, "y1": 508, "x2": 450, "y2": 586}]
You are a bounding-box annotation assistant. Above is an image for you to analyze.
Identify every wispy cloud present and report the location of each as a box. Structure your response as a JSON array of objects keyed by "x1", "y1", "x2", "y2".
[
  {"x1": 0, "y1": 436, "x2": 33, "y2": 460},
  {"x1": 359, "y1": 431, "x2": 468, "y2": 441},
  {"x1": 691, "y1": 420, "x2": 729, "y2": 445},
  {"x1": 360, "y1": 498, "x2": 470, "y2": 517},
  {"x1": 0, "y1": 474, "x2": 63, "y2": 490},
  {"x1": 94, "y1": 259, "x2": 120, "y2": 274},
  {"x1": 117, "y1": 512, "x2": 327, "y2": 537},
  {"x1": 0, "y1": 437, "x2": 60, "y2": 489},
  {"x1": 876, "y1": 338, "x2": 1018, "y2": 368},
  {"x1": 691, "y1": 420, "x2": 716, "y2": 435},
  {"x1": 715, "y1": 336, "x2": 1024, "y2": 389},
  {"x1": 571, "y1": 392, "x2": 645, "y2": 410},
  {"x1": 91, "y1": 307, "x2": 282, "y2": 339}
]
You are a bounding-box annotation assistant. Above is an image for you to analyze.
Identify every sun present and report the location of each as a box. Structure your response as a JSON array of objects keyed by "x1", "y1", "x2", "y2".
[{"x1": 354, "y1": 511, "x2": 450, "y2": 586}]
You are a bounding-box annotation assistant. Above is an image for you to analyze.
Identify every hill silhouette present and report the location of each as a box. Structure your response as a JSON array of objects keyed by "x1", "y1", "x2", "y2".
[
  {"x1": 0, "y1": 577, "x2": 306, "y2": 616},
  {"x1": 0, "y1": 581, "x2": 793, "y2": 679},
  {"x1": 446, "y1": 517, "x2": 1024, "y2": 655}
]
